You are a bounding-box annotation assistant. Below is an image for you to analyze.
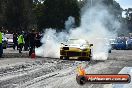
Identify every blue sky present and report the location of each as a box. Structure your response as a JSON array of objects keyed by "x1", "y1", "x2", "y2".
[{"x1": 115, "y1": 0, "x2": 132, "y2": 9}]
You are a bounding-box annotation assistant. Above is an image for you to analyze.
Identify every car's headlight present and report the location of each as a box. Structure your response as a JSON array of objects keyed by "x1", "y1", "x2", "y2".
[
  {"x1": 61, "y1": 43, "x2": 65, "y2": 47},
  {"x1": 80, "y1": 47, "x2": 87, "y2": 50},
  {"x1": 60, "y1": 47, "x2": 63, "y2": 50}
]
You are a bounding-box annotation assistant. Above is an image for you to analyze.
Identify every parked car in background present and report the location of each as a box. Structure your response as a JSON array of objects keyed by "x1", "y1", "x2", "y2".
[
  {"x1": 126, "y1": 38, "x2": 132, "y2": 50},
  {"x1": 5, "y1": 34, "x2": 13, "y2": 47},
  {"x1": 114, "y1": 38, "x2": 126, "y2": 50},
  {"x1": 110, "y1": 39, "x2": 118, "y2": 50}
]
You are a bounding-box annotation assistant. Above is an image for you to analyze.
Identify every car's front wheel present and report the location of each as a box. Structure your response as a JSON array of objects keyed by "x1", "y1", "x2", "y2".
[{"x1": 85, "y1": 57, "x2": 91, "y2": 61}]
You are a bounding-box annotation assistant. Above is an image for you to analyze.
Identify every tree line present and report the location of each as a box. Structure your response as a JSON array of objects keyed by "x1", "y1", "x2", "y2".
[{"x1": 0, "y1": 0, "x2": 131, "y2": 32}]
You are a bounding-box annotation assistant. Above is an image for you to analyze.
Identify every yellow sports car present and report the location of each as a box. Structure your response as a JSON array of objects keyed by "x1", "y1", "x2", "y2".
[{"x1": 60, "y1": 39, "x2": 93, "y2": 60}]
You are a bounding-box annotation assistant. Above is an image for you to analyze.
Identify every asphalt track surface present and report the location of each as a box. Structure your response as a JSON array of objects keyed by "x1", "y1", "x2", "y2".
[{"x1": 0, "y1": 48, "x2": 132, "y2": 88}]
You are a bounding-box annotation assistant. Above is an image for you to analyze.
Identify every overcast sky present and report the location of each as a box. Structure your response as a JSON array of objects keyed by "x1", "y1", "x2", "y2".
[{"x1": 115, "y1": 0, "x2": 132, "y2": 9}]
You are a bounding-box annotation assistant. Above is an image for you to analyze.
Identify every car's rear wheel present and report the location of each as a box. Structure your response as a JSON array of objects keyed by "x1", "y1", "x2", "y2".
[{"x1": 127, "y1": 44, "x2": 132, "y2": 50}]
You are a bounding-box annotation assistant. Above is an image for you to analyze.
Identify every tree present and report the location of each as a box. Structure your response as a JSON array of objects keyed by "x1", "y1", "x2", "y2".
[
  {"x1": 0, "y1": 0, "x2": 34, "y2": 32},
  {"x1": 0, "y1": 0, "x2": 7, "y2": 27},
  {"x1": 5, "y1": 0, "x2": 23, "y2": 31},
  {"x1": 33, "y1": 2, "x2": 45, "y2": 31},
  {"x1": 34, "y1": 0, "x2": 80, "y2": 30},
  {"x1": 124, "y1": 8, "x2": 132, "y2": 32}
]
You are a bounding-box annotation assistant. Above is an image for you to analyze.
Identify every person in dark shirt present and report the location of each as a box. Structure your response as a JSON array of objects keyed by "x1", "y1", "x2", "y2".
[
  {"x1": 35, "y1": 32, "x2": 42, "y2": 48},
  {"x1": 24, "y1": 32, "x2": 29, "y2": 51},
  {"x1": 13, "y1": 32, "x2": 18, "y2": 50},
  {"x1": 29, "y1": 29, "x2": 36, "y2": 56}
]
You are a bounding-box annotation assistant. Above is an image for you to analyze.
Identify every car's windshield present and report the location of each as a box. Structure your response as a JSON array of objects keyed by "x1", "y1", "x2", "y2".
[
  {"x1": 66, "y1": 39, "x2": 88, "y2": 45},
  {"x1": 5, "y1": 34, "x2": 13, "y2": 39},
  {"x1": 117, "y1": 39, "x2": 126, "y2": 43},
  {"x1": 110, "y1": 39, "x2": 117, "y2": 43}
]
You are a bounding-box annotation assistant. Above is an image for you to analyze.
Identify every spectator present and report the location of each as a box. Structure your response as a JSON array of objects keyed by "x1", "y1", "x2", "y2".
[
  {"x1": 24, "y1": 32, "x2": 29, "y2": 51},
  {"x1": 18, "y1": 32, "x2": 24, "y2": 53},
  {"x1": 13, "y1": 32, "x2": 18, "y2": 50},
  {"x1": 0, "y1": 28, "x2": 3, "y2": 57},
  {"x1": 29, "y1": 29, "x2": 36, "y2": 56},
  {"x1": 35, "y1": 32, "x2": 42, "y2": 48}
]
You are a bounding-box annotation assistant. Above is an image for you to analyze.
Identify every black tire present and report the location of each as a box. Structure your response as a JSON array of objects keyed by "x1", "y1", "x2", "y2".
[
  {"x1": 128, "y1": 44, "x2": 132, "y2": 50},
  {"x1": 85, "y1": 57, "x2": 91, "y2": 61}
]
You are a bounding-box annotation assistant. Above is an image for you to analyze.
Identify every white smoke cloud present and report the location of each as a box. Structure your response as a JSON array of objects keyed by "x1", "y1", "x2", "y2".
[
  {"x1": 65, "y1": 16, "x2": 75, "y2": 31},
  {"x1": 35, "y1": 1, "x2": 120, "y2": 60},
  {"x1": 69, "y1": 4, "x2": 119, "y2": 60},
  {"x1": 35, "y1": 29, "x2": 69, "y2": 58}
]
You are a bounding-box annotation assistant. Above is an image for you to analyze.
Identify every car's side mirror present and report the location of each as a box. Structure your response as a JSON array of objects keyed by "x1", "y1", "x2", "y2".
[{"x1": 90, "y1": 44, "x2": 93, "y2": 46}]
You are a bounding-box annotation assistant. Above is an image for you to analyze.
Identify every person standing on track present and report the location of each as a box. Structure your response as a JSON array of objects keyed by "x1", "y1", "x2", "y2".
[
  {"x1": 29, "y1": 29, "x2": 36, "y2": 56},
  {"x1": 13, "y1": 32, "x2": 18, "y2": 50},
  {"x1": 18, "y1": 32, "x2": 24, "y2": 53},
  {"x1": 0, "y1": 28, "x2": 3, "y2": 57},
  {"x1": 35, "y1": 32, "x2": 42, "y2": 48},
  {"x1": 24, "y1": 32, "x2": 29, "y2": 51}
]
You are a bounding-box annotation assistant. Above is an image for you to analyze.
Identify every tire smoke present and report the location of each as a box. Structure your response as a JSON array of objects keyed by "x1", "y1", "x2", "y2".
[{"x1": 35, "y1": 1, "x2": 120, "y2": 60}]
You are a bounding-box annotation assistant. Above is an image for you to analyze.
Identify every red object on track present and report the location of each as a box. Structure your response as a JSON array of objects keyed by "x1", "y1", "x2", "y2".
[{"x1": 31, "y1": 52, "x2": 36, "y2": 59}]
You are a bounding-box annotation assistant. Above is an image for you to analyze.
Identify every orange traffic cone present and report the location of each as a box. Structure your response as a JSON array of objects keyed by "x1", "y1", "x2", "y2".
[
  {"x1": 31, "y1": 52, "x2": 36, "y2": 59},
  {"x1": 30, "y1": 49, "x2": 36, "y2": 59}
]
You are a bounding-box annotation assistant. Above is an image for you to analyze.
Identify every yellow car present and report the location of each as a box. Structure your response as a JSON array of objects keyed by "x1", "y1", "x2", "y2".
[{"x1": 60, "y1": 39, "x2": 93, "y2": 60}]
